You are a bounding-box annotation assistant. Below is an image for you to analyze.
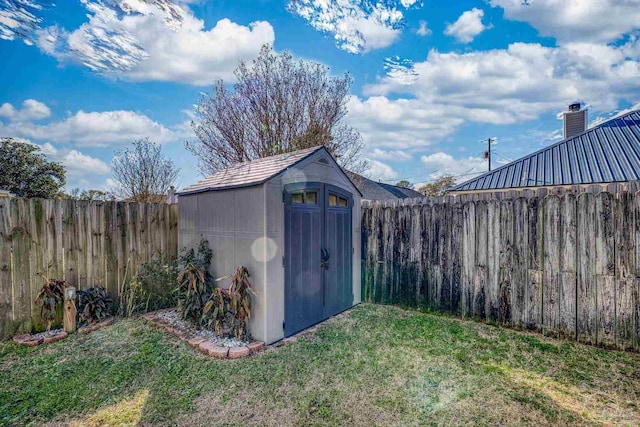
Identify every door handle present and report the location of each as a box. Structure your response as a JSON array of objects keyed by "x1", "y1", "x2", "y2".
[{"x1": 321, "y1": 248, "x2": 330, "y2": 269}]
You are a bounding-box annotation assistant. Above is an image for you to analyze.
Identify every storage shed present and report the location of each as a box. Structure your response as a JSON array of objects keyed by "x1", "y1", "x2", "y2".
[{"x1": 177, "y1": 146, "x2": 362, "y2": 344}]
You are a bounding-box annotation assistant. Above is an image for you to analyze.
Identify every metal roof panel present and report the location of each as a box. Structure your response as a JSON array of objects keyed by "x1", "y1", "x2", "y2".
[{"x1": 451, "y1": 110, "x2": 640, "y2": 191}]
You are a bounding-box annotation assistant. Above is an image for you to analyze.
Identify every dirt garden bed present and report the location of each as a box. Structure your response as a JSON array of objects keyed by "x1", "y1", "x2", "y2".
[{"x1": 142, "y1": 309, "x2": 264, "y2": 359}]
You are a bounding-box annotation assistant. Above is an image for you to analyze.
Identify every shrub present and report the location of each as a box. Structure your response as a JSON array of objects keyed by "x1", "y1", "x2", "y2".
[
  {"x1": 226, "y1": 266, "x2": 254, "y2": 340},
  {"x1": 176, "y1": 238, "x2": 213, "y2": 272},
  {"x1": 119, "y1": 277, "x2": 146, "y2": 318},
  {"x1": 202, "y1": 288, "x2": 226, "y2": 336},
  {"x1": 35, "y1": 279, "x2": 66, "y2": 332},
  {"x1": 176, "y1": 238, "x2": 214, "y2": 324},
  {"x1": 136, "y1": 256, "x2": 177, "y2": 311},
  {"x1": 202, "y1": 266, "x2": 254, "y2": 340},
  {"x1": 77, "y1": 287, "x2": 113, "y2": 324}
]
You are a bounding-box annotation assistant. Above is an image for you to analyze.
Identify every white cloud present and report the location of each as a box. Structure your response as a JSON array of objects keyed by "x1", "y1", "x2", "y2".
[
  {"x1": 369, "y1": 148, "x2": 413, "y2": 161},
  {"x1": 0, "y1": 0, "x2": 45, "y2": 45},
  {"x1": 444, "y1": 8, "x2": 489, "y2": 43},
  {"x1": 490, "y1": 0, "x2": 640, "y2": 44},
  {"x1": 62, "y1": 149, "x2": 110, "y2": 176},
  {"x1": 287, "y1": 0, "x2": 421, "y2": 54},
  {"x1": 1, "y1": 106, "x2": 182, "y2": 147},
  {"x1": 16, "y1": 139, "x2": 110, "y2": 185},
  {"x1": 365, "y1": 40, "x2": 640, "y2": 126},
  {"x1": 0, "y1": 99, "x2": 50, "y2": 121},
  {"x1": 420, "y1": 152, "x2": 486, "y2": 179},
  {"x1": 590, "y1": 101, "x2": 640, "y2": 126},
  {"x1": 416, "y1": 20, "x2": 431, "y2": 36},
  {"x1": 0, "y1": 103, "x2": 15, "y2": 118},
  {"x1": 38, "y1": 142, "x2": 58, "y2": 156},
  {"x1": 383, "y1": 56, "x2": 418, "y2": 85},
  {"x1": 365, "y1": 159, "x2": 398, "y2": 181},
  {"x1": 34, "y1": 0, "x2": 274, "y2": 85},
  {"x1": 346, "y1": 96, "x2": 464, "y2": 149}
]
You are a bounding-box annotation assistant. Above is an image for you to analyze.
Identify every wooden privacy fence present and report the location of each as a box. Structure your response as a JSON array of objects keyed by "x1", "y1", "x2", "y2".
[
  {"x1": 362, "y1": 191, "x2": 640, "y2": 351},
  {"x1": 0, "y1": 198, "x2": 178, "y2": 338}
]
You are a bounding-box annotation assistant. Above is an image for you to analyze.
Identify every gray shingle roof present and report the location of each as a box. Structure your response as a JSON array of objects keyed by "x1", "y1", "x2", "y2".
[
  {"x1": 347, "y1": 172, "x2": 422, "y2": 200},
  {"x1": 178, "y1": 146, "x2": 324, "y2": 194},
  {"x1": 379, "y1": 182, "x2": 423, "y2": 199},
  {"x1": 451, "y1": 110, "x2": 640, "y2": 192}
]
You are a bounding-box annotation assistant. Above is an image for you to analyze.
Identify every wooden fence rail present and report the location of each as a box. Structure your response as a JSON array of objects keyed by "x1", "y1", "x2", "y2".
[
  {"x1": 0, "y1": 198, "x2": 178, "y2": 338},
  {"x1": 362, "y1": 191, "x2": 640, "y2": 351}
]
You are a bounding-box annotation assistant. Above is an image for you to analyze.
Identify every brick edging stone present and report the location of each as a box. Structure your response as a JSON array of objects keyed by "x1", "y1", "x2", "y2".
[
  {"x1": 12, "y1": 316, "x2": 117, "y2": 346},
  {"x1": 13, "y1": 331, "x2": 68, "y2": 347},
  {"x1": 78, "y1": 317, "x2": 116, "y2": 334},
  {"x1": 142, "y1": 310, "x2": 264, "y2": 360}
]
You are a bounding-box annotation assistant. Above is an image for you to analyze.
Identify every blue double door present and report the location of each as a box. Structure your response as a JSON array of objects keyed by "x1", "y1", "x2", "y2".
[{"x1": 284, "y1": 183, "x2": 353, "y2": 337}]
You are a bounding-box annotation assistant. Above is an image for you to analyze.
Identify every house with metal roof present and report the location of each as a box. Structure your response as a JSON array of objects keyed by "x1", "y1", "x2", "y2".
[
  {"x1": 177, "y1": 146, "x2": 362, "y2": 344},
  {"x1": 346, "y1": 172, "x2": 423, "y2": 201},
  {"x1": 451, "y1": 107, "x2": 640, "y2": 194}
]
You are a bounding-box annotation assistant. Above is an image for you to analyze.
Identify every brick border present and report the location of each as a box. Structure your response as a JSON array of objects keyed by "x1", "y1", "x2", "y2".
[
  {"x1": 78, "y1": 317, "x2": 116, "y2": 334},
  {"x1": 142, "y1": 310, "x2": 264, "y2": 360},
  {"x1": 13, "y1": 330, "x2": 68, "y2": 347}
]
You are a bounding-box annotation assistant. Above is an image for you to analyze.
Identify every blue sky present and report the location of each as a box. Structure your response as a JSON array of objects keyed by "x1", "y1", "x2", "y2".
[{"x1": 1, "y1": 0, "x2": 639, "y2": 191}]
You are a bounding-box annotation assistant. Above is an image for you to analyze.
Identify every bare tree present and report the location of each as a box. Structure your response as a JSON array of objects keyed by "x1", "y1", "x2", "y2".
[
  {"x1": 187, "y1": 44, "x2": 366, "y2": 174},
  {"x1": 111, "y1": 138, "x2": 179, "y2": 202}
]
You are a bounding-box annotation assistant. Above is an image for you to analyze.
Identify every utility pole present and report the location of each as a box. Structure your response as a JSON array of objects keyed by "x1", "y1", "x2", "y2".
[{"x1": 483, "y1": 137, "x2": 496, "y2": 171}]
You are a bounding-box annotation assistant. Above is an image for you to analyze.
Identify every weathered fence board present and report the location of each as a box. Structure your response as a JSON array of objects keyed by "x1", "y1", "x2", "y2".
[
  {"x1": 409, "y1": 202, "x2": 422, "y2": 308},
  {"x1": 450, "y1": 203, "x2": 463, "y2": 316},
  {"x1": 487, "y1": 200, "x2": 501, "y2": 322},
  {"x1": 543, "y1": 196, "x2": 561, "y2": 336},
  {"x1": 615, "y1": 192, "x2": 635, "y2": 350},
  {"x1": 498, "y1": 199, "x2": 513, "y2": 325},
  {"x1": 526, "y1": 197, "x2": 543, "y2": 330},
  {"x1": 12, "y1": 199, "x2": 33, "y2": 332},
  {"x1": 559, "y1": 194, "x2": 577, "y2": 340},
  {"x1": 361, "y1": 189, "x2": 640, "y2": 351},
  {"x1": 0, "y1": 198, "x2": 13, "y2": 338},
  {"x1": 512, "y1": 198, "x2": 528, "y2": 328},
  {"x1": 461, "y1": 202, "x2": 475, "y2": 318},
  {"x1": 595, "y1": 192, "x2": 616, "y2": 347},
  {"x1": 0, "y1": 198, "x2": 178, "y2": 339},
  {"x1": 577, "y1": 192, "x2": 597, "y2": 345},
  {"x1": 420, "y1": 202, "x2": 431, "y2": 308},
  {"x1": 474, "y1": 201, "x2": 488, "y2": 320},
  {"x1": 635, "y1": 193, "x2": 640, "y2": 351}
]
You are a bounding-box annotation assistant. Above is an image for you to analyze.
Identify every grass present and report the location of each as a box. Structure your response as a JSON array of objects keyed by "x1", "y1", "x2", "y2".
[{"x1": 1, "y1": 304, "x2": 639, "y2": 426}]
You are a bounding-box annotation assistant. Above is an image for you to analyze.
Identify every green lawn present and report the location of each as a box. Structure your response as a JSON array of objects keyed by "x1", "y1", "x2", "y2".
[{"x1": 1, "y1": 304, "x2": 639, "y2": 427}]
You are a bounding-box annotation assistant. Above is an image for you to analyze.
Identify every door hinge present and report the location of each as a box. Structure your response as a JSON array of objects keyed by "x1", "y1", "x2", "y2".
[
  {"x1": 282, "y1": 256, "x2": 286, "y2": 267},
  {"x1": 282, "y1": 321, "x2": 285, "y2": 330},
  {"x1": 282, "y1": 191, "x2": 285, "y2": 202}
]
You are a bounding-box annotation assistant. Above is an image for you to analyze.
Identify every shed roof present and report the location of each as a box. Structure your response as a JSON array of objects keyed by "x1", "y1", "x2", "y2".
[
  {"x1": 451, "y1": 110, "x2": 640, "y2": 192},
  {"x1": 178, "y1": 146, "x2": 361, "y2": 195}
]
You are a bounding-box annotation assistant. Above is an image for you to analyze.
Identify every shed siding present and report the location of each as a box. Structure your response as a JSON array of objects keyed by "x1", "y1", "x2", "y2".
[{"x1": 178, "y1": 186, "x2": 268, "y2": 342}]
